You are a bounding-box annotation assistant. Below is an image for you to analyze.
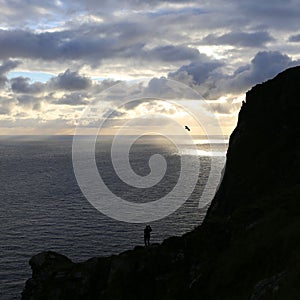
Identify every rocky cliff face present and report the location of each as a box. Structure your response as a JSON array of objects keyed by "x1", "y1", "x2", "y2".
[
  {"x1": 209, "y1": 66, "x2": 300, "y2": 218},
  {"x1": 22, "y1": 67, "x2": 300, "y2": 300}
]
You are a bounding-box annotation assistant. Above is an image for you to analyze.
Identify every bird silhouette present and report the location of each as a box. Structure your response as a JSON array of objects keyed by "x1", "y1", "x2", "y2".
[{"x1": 185, "y1": 125, "x2": 190, "y2": 132}]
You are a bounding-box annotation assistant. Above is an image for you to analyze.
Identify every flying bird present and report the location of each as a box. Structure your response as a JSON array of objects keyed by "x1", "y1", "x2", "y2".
[{"x1": 185, "y1": 125, "x2": 190, "y2": 132}]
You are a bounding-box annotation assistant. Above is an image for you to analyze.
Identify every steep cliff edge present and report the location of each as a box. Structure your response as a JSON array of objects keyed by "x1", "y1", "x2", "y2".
[
  {"x1": 22, "y1": 67, "x2": 300, "y2": 300},
  {"x1": 209, "y1": 66, "x2": 300, "y2": 217}
]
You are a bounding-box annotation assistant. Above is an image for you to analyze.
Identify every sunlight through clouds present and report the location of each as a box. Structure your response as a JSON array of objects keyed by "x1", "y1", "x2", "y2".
[{"x1": 0, "y1": 0, "x2": 299, "y2": 135}]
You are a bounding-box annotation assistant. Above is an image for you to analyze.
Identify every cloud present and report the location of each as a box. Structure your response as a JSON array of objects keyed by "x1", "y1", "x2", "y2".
[
  {"x1": 227, "y1": 51, "x2": 300, "y2": 92},
  {"x1": 0, "y1": 1, "x2": 297, "y2": 81},
  {"x1": 16, "y1": 94, "x2": 42, "y2": 110},
  {"x1": 0, "y1": 96, "x2": 16, "y2": 115},
  {"x1": 0, "y1": 60, "x2": 21, "y2": 88},
  {"x1": 0, "y1": 30, "x2": 59, "y2": 60},
  {"x1": 0, "y1": 69, "x2": 123, "y2": 116},
  {"x1": 0, "y1": 1, "x2": 68, "y2": 26},
  {"x1": 61, "y1": 0, "x2": 203, "y2": 17},
  {"x1": 168, "y1": 55, "x2": 224, "y2": 85},
  {"x1": 232, "y1": 0, "x2": 300, "y2": 30},
  {"x1": 147, "y1": 45, "x2": 200, "y2": 62},
  {"x1": 1, "y1": 50, "x2": 299, "y2": 120},
  {"x1": 0, "y1": 0, "x2": 300, "y2": 128},
  {"x1": 0, "y1": 27, "x2": 202, "y2": 68},
  {"x1": 49, "y1": 69, "x2": 92, "y2": 91},
  {"x1": 208, "y1": 101, "x2": 242, "y2": 115},
  {"x1": 0, "y1": 29, "x2": 116, "y2": 62},
  {"x1": 202, "y1": 31, "x2": 274, "y2": 48},
  {"x1": 288, "y1": 34, "x2": 300, "y2": 42},
  {"x1": 168, "y1": 50, "x2": 300, "y2": 99},
  {"x1": 103, "y1": 108, "x2": 127, "y2": 119},
  {"x1": 210, "y1": 51, "x2": 300, "y2": 98},
  {"x1": 10, "y1": 77, "x2": 45, "y2": 94},
  {"x1": 0, "y1": 60, "x2": 21, "y2": 74},
  {"x1": 143, "y1": 77, "x2": 178, "y2": 99},
  {"x1": 56, "y1": 92, "x2": 90, "y2": 105}
]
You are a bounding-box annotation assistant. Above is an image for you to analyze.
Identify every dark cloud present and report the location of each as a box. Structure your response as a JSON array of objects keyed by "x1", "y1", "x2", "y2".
[
  {"x1": 209, "y1": 51, "x2": 300, "y2": 98},
  {"x1": 0, "y1": 29, "x2": 116, "y2": 62},
  {"x1": 16, "y1": 94, "x2": 42, "y2": 110},
  {"x1": 56, "y1": 92, "x2": 90, "y2": 105},
  {"x1": 0, "y1": 60, "x2": 21, "y2": 88},
  {"x1": 145, "y1": 78, "x2": 177, "y2": 98},
  {"x1": 288, "y1": 34, "x2": 300, "y2": 42},
  {"x1": 202, "y1": 31, "x2": 274, "y2": 47},
  {"x1": 168, "y1": 55, "x2": 224, "y2": 85},
  {"x1": 228, "y1": 51, "x2": 300, "y2": 92},
  {"x1": 0, "y1": 1, "x2": 296, "y2": 78},
  {"x1": 49, "y1": 69, "x2": 92, "y2": 91},
  {"x1": 0, "y1": 76, "x2": 8, "y2": 89},
  {"x1": 0, "y1": 30, "x2": 59, "y2": 60},
  {"x1": 218, "y1": 0, "x2": 300, "y2": 31},
  {"x1": 0, "y1": 28, "x2": 202, "y2": 66},
  {"x1": 10, "y1": 77, "x2": 45, "y2": 94},
  {"x1": 0, "y1": 60, "x2": 21, "y2": 74},
  {"x1": 147, "y1": 45, "x2": 200, "y2": 62},
  {"x1": 142, "y1": 77, "x2": 198, "y2": 100},
  {"x1": 92, "y1": 79, "x2": 123, "y2": 93},
  {"x1": 168, "y1": 51, "x2": 300, "y2": 100}
]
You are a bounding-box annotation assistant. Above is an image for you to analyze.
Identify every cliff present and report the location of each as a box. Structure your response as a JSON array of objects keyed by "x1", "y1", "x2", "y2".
[{"x1": 22, "y1": 67, "x2": 300, "y2": 300}]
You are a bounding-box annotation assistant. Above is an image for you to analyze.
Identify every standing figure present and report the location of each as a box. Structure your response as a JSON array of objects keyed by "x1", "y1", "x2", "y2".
[{"x1": 144, "y1": 225, "x2": 152, "y2": 247}]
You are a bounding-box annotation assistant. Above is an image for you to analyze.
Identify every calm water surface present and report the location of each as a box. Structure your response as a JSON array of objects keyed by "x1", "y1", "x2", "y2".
[{"x1": 0, "y1": 135, "x2": 227, "y2": 299}]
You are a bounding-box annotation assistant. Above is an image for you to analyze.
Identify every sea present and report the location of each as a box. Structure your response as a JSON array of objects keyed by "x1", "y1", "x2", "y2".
[{"x1": 0, "y1": 135, "x2": 227, "y2": 299}]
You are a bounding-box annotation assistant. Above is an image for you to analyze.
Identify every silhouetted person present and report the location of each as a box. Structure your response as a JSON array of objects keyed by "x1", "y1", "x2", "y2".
[{"x1": 144, "y1": 225, "x2": 152, "y2": 247}]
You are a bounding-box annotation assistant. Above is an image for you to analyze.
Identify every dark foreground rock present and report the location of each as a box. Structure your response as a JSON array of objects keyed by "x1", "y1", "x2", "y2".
[{"x1": 22, "y1": 67, "x2": 300, "y2": 300}]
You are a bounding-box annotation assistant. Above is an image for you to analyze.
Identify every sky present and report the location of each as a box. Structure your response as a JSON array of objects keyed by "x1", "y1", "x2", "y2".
[{"x1": 0, "y1": 0, "x2": 300, "y2": 135}]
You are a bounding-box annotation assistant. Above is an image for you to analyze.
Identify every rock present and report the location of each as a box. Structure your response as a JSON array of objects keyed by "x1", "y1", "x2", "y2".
[
  {"x1": 250, "y1": 271, "x2": 287, "y2": 300},
  {"x1": 29, "y1": 251, "x2": 73, "y2": 278}
]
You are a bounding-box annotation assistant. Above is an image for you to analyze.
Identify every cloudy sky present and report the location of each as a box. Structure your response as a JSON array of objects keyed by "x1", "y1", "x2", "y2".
[{"x1": 0, "y1": 0, "x2": 300, "y2": 135}]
